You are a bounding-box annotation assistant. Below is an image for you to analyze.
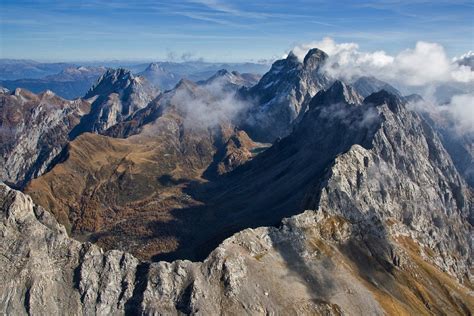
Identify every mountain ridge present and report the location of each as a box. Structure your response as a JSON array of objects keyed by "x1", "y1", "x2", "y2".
[
  {"x1": 2, "y1": 84, "x2": 472, "y2": 312},
  {"x1": 1, "y1": 47, "x2": 473, "y2": 315}
]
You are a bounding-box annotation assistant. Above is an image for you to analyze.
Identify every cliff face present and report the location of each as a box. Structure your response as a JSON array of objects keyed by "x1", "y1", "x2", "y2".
[
  {"x1": 0, "y1": 88, "x2": 91, "y2": 188},
  {"x1": 2, "y1": 86, "x2": 472, "y2": 314}
]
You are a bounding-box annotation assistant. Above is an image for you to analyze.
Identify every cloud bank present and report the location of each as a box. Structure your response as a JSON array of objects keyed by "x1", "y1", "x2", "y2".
[
  {"x1": 292, "y1": 37, "x2": 474, "y2": 86},
  {"x1": 408, "y1": 93, "x2": 474, "y2": 135}
]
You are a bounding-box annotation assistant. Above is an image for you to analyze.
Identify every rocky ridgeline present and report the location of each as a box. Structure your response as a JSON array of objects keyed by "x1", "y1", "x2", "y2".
[{"x1": 1, "y1": 85, "x2": 472, "y2": 314}]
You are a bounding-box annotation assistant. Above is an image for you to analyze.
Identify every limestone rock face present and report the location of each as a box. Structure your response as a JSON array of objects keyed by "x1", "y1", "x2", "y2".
[
  {"x1": 417, "y1": 108, "x2": 474, "y2": 188},
  {"x1": 311, "y1": 99, "x2": 473, "y2": 280},
  {"x1": 0, "y1": 182, "x2": 82, "y2": 315},
  {"x1": 0, "y1": 88, "x2": 91, "y2": 188}
]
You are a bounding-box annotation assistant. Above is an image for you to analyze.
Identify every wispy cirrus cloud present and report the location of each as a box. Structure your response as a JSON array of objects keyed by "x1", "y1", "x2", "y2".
[{"x1": 1, "y1": 0, "x2": 472, "y2": 61}]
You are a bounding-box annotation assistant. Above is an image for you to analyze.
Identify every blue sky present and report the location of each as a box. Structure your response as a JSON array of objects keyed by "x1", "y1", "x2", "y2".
[{"x1": 0, "y1": 0, "x2": 473, "y2": 62}]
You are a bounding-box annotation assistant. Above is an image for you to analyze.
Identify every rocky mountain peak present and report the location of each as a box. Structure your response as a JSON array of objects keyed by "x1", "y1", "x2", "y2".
[
  {"x1": 352, "y1": 76, "x2": 401, "y2": 98},
  {"x1": 85, "y1": 68, "x2": 137, "y2": 99},
  {"x1": 364, "y1": 89, "x2": 403, "y2": 113},
  {"x1": 13, "y1": 87, "x2": 24, "y2": 96},
  {"x1": 310, "y1": 80, "x2": 363, "y2": 107},
  {"x1": 139, "y1": 63, "x2": 178, "y2": 91},
  {"x1": 145, "y1": 62, "x2": 165, "y2": 72},
  {"x1": 198, "y1": 69, "x2": 258, "y2": 90},
  {"x1": 202, "y1": 69, "x2": 234, "y2": 83},
  {"x1": 12, "y1": 87, "x2": 37, "y2": 100},
  {"x1": 285, "y1": 51, "x2": 300, "y2": 64},
  {"x1": 303, "y1": 48, "x2": 328, "y2": 68},
  {"x1": 174, "y1": 78, "x2": 197, "y2": 91},
  {"x1": 242, "y1": 49, "x2": 331, "y2": 142},
  {"x1": 70, "y1": 68, "x2": 157, "y2": 137},
  {"x1": 216, "y1": 68, "x2": 231, "y2": 76},
  {"x1": 39, "y1": 89, "x2": 56, "y2": 98}
]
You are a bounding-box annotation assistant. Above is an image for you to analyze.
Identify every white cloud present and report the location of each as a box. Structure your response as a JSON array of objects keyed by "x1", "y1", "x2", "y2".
[
  {"x1": 292, "y1": 38, "x2": 474, "y2": 137},
  {"x1": 408, "y1": 93, "x2": 474, "y2": 135},
  {"x1": 453, "y1": 50, "x2": 474, "y2": 63},
  {"x1": 169, "y1": 79, "x2": 250, "y2": 129},
  {"x1": 292, "y1": 37, "x2": 474, "y2": 86},
  {"x1": 292, "y1": 37, "x2": 359, "y2": 60},
  {"x1": 442, "y1": 93, "x2": 474, "y2": 134}
]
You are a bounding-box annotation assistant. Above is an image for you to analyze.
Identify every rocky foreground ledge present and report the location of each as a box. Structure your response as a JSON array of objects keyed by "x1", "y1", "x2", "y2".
[{"x1": 1, "y1": 178, "x2": 473, "y2": 315}]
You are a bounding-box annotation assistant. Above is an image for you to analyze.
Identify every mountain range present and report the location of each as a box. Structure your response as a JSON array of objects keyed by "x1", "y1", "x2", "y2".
[
  {"x1": 0, "y1": 66, "x2": 107, "y2": 100},
  {"x1": 0, "y1": 59, "x2": 270, "y2": 99},
  {"x1": 0, "y1": 47, "x2": 473, "y2": 314}
]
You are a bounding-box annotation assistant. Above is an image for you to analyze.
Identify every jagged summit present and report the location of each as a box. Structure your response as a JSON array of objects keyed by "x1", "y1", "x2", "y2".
[
  {"x1": 145, "y1": 62, "x2": 165, "y2": 71},
  {"x1": 174, "y1": 77, "x2": 197, "y2": 90},
  {"x1": 198, "y1": 69, "x2": 233, "y2": 85},
  {"x1": 215, "y1": 68, "x2": 231, "y2": 76},
  {"x1": 282, "y1": 48, "x2": 328, "y2": 67},
  {"x1": 303, "y1": 47, "x2": 328, "y2": 65},
  {"x1": 310, "y1": 80, "x2": 363, "y2": 107},
  {"x1": 198, "y1": 68, "x2": 259, "y2": 89},
  {"x1": 70, "y1": 68, "x2": 157, "y2": 137},
  {"x1": 285, "y1": 51, "x2": 300, "y2": 64},
  {"x1": 139, "y1": 63, "x2": 179, "y2": 90},
  {"x1": 85, "y1": 68, "x2": 137, "y2": 98},
  {"x1": 364, "y1": 89, "x2": 404, "y2": 113},
  {"x1": 352, "y1": 76, "x2": 401, "y2": 98},
  {"x1": 242, "y1": 48, "x2": 331, "y2": 142}
]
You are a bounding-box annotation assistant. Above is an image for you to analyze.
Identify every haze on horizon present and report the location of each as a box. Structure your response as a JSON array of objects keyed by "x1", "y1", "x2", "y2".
[{"x1": 1, "y1": 0, "x2": 473, "y2": 62}]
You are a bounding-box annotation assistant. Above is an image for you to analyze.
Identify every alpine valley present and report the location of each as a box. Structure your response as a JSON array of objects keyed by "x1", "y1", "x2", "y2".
[{"x1": 0, "y1": 47, "x2": 473, "y2": 315}]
